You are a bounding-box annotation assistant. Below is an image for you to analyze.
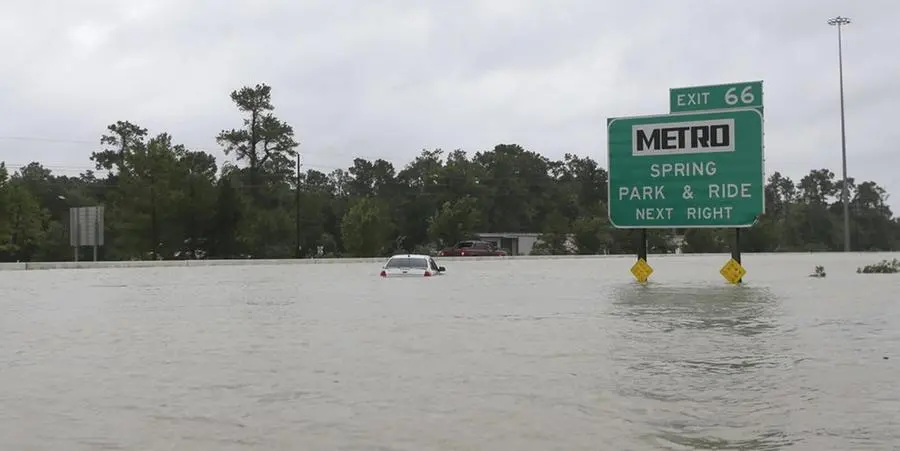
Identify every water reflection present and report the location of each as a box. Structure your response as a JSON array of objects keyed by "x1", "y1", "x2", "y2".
[
  {"x1": 610, "y1": 282, "x2": 779, "y2": 336},
  {"x1": 606, "y1": 282, "x2": 795, "y2": 449}
]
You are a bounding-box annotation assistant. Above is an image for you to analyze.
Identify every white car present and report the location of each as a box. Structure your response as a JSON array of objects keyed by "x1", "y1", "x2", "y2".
[{"x1": 380, "y1": 254, "x2": 446, "y2": 278}]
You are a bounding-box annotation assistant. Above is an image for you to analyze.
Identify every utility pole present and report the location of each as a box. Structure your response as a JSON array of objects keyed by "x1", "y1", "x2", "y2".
[
  {"x1": 295, "y1": 153, "x2": 302, "y2": 258},
  {"x1": 189, "y1": 166, "x2": 197, "y2": 258},
  {"x1": 828, "y1": 15, "x2": 852, "y2": 252},
  {"x1": 150, "y1": 171, "x2": 159, "y2": 260}
]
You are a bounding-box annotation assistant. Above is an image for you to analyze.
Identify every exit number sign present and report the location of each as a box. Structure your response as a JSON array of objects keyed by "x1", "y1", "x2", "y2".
[{"x1": 669, "y1": 81, "x2": 763, "y2": 113}]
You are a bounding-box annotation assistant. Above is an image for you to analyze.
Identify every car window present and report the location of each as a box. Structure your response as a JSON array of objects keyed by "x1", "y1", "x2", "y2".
[
  {"x1": 385, "y1": 258, "x2": 428, "y2": 269},
  {"x1": 429, "y1": 258, "x2": 439, "y2": 270},
  {"x1": 457, "y1": 241, "x2": 474, "y2": 248}
]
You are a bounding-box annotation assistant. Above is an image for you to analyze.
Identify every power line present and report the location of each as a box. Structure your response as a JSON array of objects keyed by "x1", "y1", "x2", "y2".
[
  {"x1": 0, "y1": 136, "x2": 95, "y2": 144},
  {"x1": 1, "y1": 161, "x2": 342, "y2": 173},
  {"x1": 0, "y1": 134, "x2": 380, "y2": 161}
]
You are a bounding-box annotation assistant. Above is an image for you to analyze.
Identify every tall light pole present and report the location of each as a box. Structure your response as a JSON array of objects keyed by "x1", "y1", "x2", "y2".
[
  {"x1": 295, "y1": 153, "x2": 302, "y2": 259},
  {"x1": 828, "y1": 15, "x2": 851, "y2": 252}
]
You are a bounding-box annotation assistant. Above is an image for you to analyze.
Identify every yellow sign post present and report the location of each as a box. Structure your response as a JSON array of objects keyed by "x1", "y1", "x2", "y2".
[
  {"x1": 631, "y1": 258, "x2": 653, "y2": 283},
  {"x1": 719, "y1": 258, "x2": 747, "y2": 284}
]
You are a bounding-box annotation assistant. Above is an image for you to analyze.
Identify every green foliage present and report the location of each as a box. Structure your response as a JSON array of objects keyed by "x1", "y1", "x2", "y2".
[
  {"x1": 216, "y1": 83, "x2": 298, "y2": 200},
  {"x1": 340, "y1": 197, "x2": 393, "y2": 257},
  {"x1": 682, "y1": 228, "x2": 727, "y2": 253},
  {"x1": 857, "y1": 259, "x2": 900, "y2": 274},
  {"x1": 2, "y1": 85, "x2": 900, "y2": 261},
  {"x1": 532, "y1": 210, "x2": 572, "y2": 255},
  {"x1": 427, "y1": 195, "x2": 481, "y2": 247},
  {"x1": 571, "y1": 215, "x2": 610, "y2": 255}
]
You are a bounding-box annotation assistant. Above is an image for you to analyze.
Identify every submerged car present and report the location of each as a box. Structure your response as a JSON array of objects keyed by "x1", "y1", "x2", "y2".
[
  {"x1": 438, "y1": 240, "x2": 506, "y2": 257},
  {"x1": 380, "y1": 254, "x2": 446, "y2": 278}
]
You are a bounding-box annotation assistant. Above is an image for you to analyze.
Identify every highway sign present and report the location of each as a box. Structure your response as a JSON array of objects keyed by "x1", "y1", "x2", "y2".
[
  {"x1": 670, "y1": 81, "x2": 763, "y2": 113},
  {"x1": 607, "y1": 108, "x2": 764, "y2": 228},
  {"x1": 69, "y1": 205, "x2": 105, "y2": 247}
]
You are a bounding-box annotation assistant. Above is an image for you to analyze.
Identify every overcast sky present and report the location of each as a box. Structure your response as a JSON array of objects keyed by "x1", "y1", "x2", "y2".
[{"x1": 2, "y1": 0, "x2": 898, "y2": 210}]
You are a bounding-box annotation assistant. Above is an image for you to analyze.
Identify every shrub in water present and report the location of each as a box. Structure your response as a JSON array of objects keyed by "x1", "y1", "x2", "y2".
[{"x1": 857, "y1": 258, "x2": 900, "y2": 274}]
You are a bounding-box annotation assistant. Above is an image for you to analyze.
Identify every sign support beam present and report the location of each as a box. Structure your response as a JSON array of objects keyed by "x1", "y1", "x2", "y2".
[
  {"x1": 731, "y1": 228, "x2": 742, "y2": 283},
  {"x1": 638, "y1": 229, "x2": 647, "y2": 262}
]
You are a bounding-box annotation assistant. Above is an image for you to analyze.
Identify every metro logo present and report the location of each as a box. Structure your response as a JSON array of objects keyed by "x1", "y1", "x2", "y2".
[{"x1": 632, "y1": 119, "x2": 735, "y2": 156}]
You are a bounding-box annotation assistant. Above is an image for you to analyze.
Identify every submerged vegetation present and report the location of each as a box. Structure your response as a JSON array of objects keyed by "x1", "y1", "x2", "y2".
[{"x1": 857, "y1": 259, "x2": 900, "y2": 274}]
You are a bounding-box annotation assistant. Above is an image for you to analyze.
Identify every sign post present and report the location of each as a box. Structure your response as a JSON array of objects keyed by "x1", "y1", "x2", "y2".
[
  {"x1": 608, "y1": 107, "x2": 764, "y2": 282},
  {"x1": 670, "y1": 80, "x2": 764, "y2": 283},
  {"x1": 608, "y1": 79, "x2": 765, "y2": 283}
]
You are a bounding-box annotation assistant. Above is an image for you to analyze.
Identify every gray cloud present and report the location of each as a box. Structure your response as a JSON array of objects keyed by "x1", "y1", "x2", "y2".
[{"x1": 1, "y1": 0, "x2": 898, "y2": 209}]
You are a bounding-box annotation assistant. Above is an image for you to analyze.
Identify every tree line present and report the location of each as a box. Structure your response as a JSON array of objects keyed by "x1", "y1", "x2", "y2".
[{"x1": 1, "y1": 83, "x2": 898, "y2": 262}]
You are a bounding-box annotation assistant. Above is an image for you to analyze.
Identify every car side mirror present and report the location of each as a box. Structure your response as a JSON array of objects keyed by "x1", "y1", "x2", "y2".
[{"x1": 438, "y1": 266, "x2": 446, "y2": 272}]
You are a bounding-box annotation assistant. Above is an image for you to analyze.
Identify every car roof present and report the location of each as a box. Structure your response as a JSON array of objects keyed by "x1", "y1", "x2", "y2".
[{"x1": 387, "y1": 254, "x2": 432, "y2": 260}]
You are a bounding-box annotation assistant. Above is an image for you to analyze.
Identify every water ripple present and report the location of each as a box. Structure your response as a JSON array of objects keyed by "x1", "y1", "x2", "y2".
[{"x1": 2, "y1": 254, "x2": 899, "y2": 449}]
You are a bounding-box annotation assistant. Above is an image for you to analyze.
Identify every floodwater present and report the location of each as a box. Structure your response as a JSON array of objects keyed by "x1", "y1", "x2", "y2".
[{"x1": 1, "y1": 253, "x2": 899, "y2": 450}]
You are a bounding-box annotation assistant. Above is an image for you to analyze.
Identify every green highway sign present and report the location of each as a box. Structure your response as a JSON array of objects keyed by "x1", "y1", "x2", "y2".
[
  {"x1": 669, "y1": 80, "x2": 763, "y2": 113},
  {"x1": 607, "y1": 108, "x2": 764, "y2": 228}
]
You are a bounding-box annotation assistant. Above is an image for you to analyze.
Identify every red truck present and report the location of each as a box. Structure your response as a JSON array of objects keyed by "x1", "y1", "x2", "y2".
[{"x1": 438, "y1": 240, "x2": 507, "y2": 257}]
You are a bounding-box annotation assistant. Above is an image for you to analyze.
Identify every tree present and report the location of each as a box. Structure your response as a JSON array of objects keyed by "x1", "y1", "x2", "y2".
[
  {"x1": 340, "y1": 197, "x2": 393, "y2": 257},
  {"x1": 0, "y1": 177, "x2": 48, "y2": 261},
  {"x1": 475, "y1": 144, "x2": 555, "y2": 233},
  {"x1": 571, "y1": 214, "x2": 610, "y2": 254},
  {"x1": 531, "y1": 210, "x2": 571, "y2": 255},
  {"x1": 0, "y1": 163, "x2": 12, "y2": 250},
  {"x1": 427, "y1": 195, "x2": 481, "y2": 247},
  {"x1": 216, "y1": 83, "x2": 299, "y2": 199},
  {"x1": 103, "y1": 131, "x2": 187, "y2": 259},
  {"x1": 682, "y1": 228, "x2": 727, "y2": 253},
  {"x1": 91, "y1": 120, "x2": 149, "y2": 175},
  {"x1": 209, "y1": 177, "x2": 243, "y2": 258}
]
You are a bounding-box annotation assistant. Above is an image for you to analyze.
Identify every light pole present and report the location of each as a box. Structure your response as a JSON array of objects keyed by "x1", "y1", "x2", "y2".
[
  {"x1": 295, "y1": 153, "x2": 302, "y2": 259},
  {"x1": 828, "y1": 15, "x2": 851, "y2": 252}
]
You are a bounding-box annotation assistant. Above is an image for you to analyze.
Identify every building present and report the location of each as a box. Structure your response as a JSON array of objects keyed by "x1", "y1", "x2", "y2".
[
  {"x1": 475, "y1": 232, "x2": 541, "y2": 256},
  {"x1": 670, "y1": 234, "x2": 686, "y2": 254}
]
